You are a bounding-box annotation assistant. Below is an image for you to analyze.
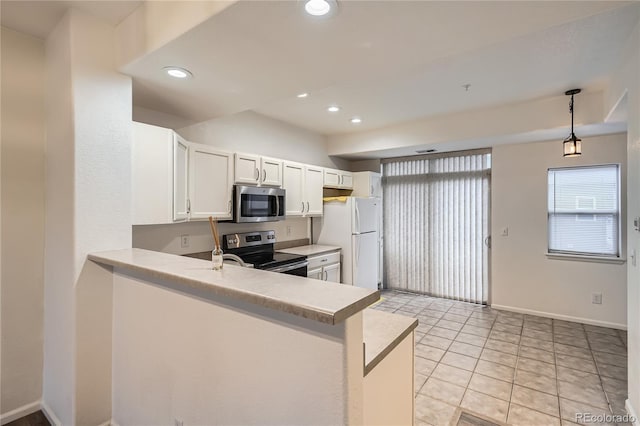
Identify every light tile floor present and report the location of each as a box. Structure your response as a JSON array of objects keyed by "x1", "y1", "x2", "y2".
[{"x1": 372, "y1": 290, "x2": 630, "y2": 426}]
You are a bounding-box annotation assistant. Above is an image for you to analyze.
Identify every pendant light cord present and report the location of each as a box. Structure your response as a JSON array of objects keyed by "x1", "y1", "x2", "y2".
[{"x1": 569, "y1": 95, "x2": 574, "y2": 134}]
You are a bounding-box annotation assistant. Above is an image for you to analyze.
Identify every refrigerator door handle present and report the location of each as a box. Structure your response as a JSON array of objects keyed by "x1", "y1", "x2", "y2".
[{"x1": 355, "y1": 203, "x2": 360, "y2": 234}]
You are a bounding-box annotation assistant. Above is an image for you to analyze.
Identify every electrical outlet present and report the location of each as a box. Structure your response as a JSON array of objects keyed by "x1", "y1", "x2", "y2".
[
  {"x1": 180, "y1": 234, "x2": 190, "y2": 248},
  {"x1": 286, "y1": 225, "x2": 292, "y2": 236},
  {"x1": 592, "y1": 293, "x2": 602, "y2": 305}
]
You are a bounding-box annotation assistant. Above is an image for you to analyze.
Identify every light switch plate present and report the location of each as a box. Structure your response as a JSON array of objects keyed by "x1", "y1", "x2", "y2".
[
  {"x1": 592, "y1": 293, "x2": 602, "y2": 305},
  {"x1": 501, "y1": 227, "x2": 509, "y2": 237}
]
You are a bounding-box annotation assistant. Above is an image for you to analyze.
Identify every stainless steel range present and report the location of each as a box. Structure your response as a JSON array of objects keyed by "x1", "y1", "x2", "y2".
[{"x1": 222, "y1": 230, "x2": 308, "y2": 276}]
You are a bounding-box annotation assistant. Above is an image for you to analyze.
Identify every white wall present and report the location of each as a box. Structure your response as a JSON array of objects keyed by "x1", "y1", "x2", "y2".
[
  {"x1": 133, "y1": 217, "x2": 309, "y2": 255},
  {"x1": 491, "y1": 134, "x2": 627, "y2": 329},
  {"x1": 179, "y1": 110, "x2": 350, "y2": 170},
  {"x1": 132, "y1": 105, "x2": 195, "y2": 130},
  {"x1": 112, "y1": 271, "x2": 363, "y2": 425},
  {"x1": 43, "y1": 10, "x2": 132, "y2": 424},
  {"x1": 0, "y1": 27, "x2": 45, "y2": 419}
]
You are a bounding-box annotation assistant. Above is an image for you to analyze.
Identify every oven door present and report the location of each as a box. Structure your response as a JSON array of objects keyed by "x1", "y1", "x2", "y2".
[
  {"x1": 234, "y1": 186, "x2": 285, "y2": 223},
  {"x1": 265, "y1": 260, "x2": 308, "y2": 277}
]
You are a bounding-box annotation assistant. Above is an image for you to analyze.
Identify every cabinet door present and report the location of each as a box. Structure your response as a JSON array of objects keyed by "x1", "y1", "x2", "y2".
[
  {"x1": 173, "y1": 135, "x2": 190, "y2": 221},
  {"x1": 234, "y1": 153, "x2": 260, "y2": 185},
  {"x1": 371, "y1": 173, "x2": 382, "y2": 197},
  {"x1": 132, "y1": 122, "x2": 175, "y2": 225},
  {"x1": 307, "y1": 267, "x2": 323, "y2": 281},
  {"x1": 340, "y1": 172, "x2": 353, "y2": 189},
  {"x1": 305, "y1": 166, "x2": 324, "y2": 216},
  {"x1": 323, "y1": 262, "x2": 341, "y2": 283},
  {"x1": 261, "y1": 157, "x2": 283, "y2": 187},
  {"x1": 283, "y1": 162, "x2": 305, "y2": 216},
  {"x1": 189, "y1": 144, "x2": 233, "y2": 220},
  {"x1": 323, "y1": 168, "x2": 340, "y2": 188}
]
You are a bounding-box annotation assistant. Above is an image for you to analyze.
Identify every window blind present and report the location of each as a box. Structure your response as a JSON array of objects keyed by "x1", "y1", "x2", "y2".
[
  {"x1": 382, "y1": 150, "x2": 491, "y2": 304},
  {"x1": 548, "y1": 165, "x2": 620, "y2": 257}
]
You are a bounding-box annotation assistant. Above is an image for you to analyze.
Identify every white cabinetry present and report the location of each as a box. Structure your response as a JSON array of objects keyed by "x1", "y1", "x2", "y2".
[
  {"x1": 305, "y1": 165, "x2": 324, "y2": 215},
  {"x1": 323, "y1": 168, "x2": 353, "y2": 189},
  {"x1": 283, "y1": 162, "x2": 323, "y2": 216},
  {"x1": 307, "y1": 251, "x2": 341, "y2": 283},
  {"x1": 189, "y1": 145, "x2": 233, "y2": 220},
  {"x1": 352, "y1": 171, "x2": 382, "y2": 197},
  {"x1": 234, "y1": 153, "x2": 283, "y2": 187},
  {"x1": 132, "y1": 122, "x2": 189, "y2": 225}
]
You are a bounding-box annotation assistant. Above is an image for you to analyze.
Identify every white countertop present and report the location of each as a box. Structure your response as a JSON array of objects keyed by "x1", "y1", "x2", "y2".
[
  {"x1": 89, "y1": 248, "x2": 378, "y2": 325},
  {"x1": 277, "y1": 244, "x2": 341, "y2": 257},
  {"x1": 363, "y1": 308, "x2": 418, "y2": 375}
]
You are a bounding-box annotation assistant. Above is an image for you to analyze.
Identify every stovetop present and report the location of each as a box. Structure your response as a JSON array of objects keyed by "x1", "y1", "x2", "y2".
[
  {"x1": 237, "y1": 251, "x2": 306, "y2": 270},
  {"x1": 222, "y1": 230, "x2": 306, "y2": 270}
]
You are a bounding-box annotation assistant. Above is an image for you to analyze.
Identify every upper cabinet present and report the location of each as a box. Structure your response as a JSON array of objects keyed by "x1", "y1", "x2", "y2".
[
  {"x1": 189, "y1": 145, "x2": 233, "y2": 220},
  {"x1": 132, "y1": 122, "x2": 189, "y2": 225},
  {"x1": 323, "y1": 168, "x2": 353, "y2": 190},
  {"x1": 305, "y1": 165, "x2": 324, "y2": 215},
  {"x1": 132, "y1": 122, "x2": 234, "y2": 225},
  {"x1": 283, "y1": 161, "x2": 324, "y2": 217},
  {"x1": 352, "y1": 171, "x2": 382, "y2": 198},
  {"x1": 261, "y1": 156, "x2": 283, "y2": 187},
  {"x1": 234, "y1": 153, "x2": 283, "y2": 187}
]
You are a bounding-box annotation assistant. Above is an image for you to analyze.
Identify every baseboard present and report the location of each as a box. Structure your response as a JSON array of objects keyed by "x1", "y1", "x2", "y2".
[
  {"x1": 626, "y1": 399, "x2": 640, "y2": 426},
  {"x1": 490, "y1": 304, "x2": 627, "y2": 330},
  {"x1": 0, "y1": 401, "x2": 41, "y2": 425},
  {"x1": 40, "y1": 400, "x2": 62, "y2": 426}
]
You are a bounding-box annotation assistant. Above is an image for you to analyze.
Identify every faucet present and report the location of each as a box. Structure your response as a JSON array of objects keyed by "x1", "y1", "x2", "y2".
[{"x1": 222, "y1": 253, "x2": 247, "y2": 267}]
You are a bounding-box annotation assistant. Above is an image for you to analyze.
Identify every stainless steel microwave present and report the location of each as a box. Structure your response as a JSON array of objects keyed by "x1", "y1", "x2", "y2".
[{"x1": 233, "y1": 185, "x2": 286, "y2": 223}]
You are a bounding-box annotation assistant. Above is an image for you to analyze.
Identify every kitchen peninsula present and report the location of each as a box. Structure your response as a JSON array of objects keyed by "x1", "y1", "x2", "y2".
[{"x1": 89, "y1": 248, "x2": 416, "y2": 425}]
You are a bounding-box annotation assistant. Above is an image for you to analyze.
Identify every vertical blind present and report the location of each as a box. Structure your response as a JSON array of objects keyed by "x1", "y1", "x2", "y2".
[
  {"x1": 548, "y1": 165, "x2": 620, "y2": 257},
  {"x1": 382, "y1": 150, "x2": 491, "y2": 304}
]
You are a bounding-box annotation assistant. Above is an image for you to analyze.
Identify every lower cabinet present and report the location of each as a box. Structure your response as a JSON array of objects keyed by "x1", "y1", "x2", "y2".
[{"x1": 307, "y1": 251, "x2": 341, "y2": 283}]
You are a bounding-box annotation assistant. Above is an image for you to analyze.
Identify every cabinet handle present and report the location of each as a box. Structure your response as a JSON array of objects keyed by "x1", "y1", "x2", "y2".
[
  {"x1": 306, "y1": 201, "x2": 310, "y2": 213},
  {"x1": 324, "y1": 270, "x2": 328, "y2": 281},
  {"x1": 301, "y1": 202, "x2": 305, "y2": 213},
  {"x1": 254, "y1": 168, "x2": 259, "y2": 180},
  {"x1": 321, "y1": 258, "x2": 327, "y2": 262},
  {"x1": 340, "y1": 175, "x2": 343, "y2": 185},
  {"x1": 228, "y1": 200, "x2": 232, "y2": 214},
  {"x1": 187, "y1": 199, "x2": 191, "y2": 214},
  {"x1": 263, "y1": 169, "x2": 267, "y2": 182}
]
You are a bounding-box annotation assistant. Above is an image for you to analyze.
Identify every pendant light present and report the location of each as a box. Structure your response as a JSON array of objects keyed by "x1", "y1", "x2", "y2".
[{"x1": 563, "y1": 89, "x2": 582, "y2": 157}]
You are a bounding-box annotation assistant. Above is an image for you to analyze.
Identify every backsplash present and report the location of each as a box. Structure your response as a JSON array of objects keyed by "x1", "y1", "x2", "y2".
[{"x1": 132, "y1": 217, "x2": 309, "y2": 255}]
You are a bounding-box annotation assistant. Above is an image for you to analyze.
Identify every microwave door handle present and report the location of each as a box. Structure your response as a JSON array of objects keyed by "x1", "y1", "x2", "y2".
[{"x1": 275, "y1": 194, "x2": 280, "y2": 217}]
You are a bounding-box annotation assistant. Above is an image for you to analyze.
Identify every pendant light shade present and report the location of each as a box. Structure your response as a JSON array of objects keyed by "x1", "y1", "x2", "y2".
[{"x1": 563, "y1": 89, "x2": 582, "y2": 157}]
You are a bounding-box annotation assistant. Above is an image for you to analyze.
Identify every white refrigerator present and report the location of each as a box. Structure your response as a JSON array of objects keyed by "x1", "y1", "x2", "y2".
[{"x1": 317, "y1": 197, "x2": 379, "y2": 290}]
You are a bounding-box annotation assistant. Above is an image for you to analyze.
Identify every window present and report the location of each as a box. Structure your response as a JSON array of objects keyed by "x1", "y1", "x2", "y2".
[{"x1": 548, "y1": 164, "x2": 620, "y2": 257}]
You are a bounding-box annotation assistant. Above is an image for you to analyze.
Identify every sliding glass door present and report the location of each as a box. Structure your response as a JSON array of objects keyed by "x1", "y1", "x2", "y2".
[{"x1": 382, "y1": 149, "x2": 491, "y2": 304}]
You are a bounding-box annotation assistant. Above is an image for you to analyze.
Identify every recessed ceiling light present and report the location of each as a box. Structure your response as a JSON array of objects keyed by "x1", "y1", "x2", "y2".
[
  {"x1": 305, "y1": 0, "x2": 332, "y2": 16},
  {"x1": 163, "y1": 67, "x2": 192, "y2": 79},
  {"x1": 350, "y1": 117, "x2": 362, "y2": 124},
  {"x1": 416, "y1": 149, "x2": 437, "y2": 154},
  {"x1": 327, "y1": 105, "x2": 341, "y2": 113},
  {"x1": 297, "y1": 93, "x2": 309, "y2": 98}
]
